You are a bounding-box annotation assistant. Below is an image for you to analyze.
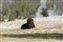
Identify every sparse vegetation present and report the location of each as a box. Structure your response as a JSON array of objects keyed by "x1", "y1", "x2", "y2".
[
  {"x1": 0, "y1": 15, "x2": 4, "y2": 22},
  {"x1": 8, "y1": 14, "x2": 16, "y2": 21},
  {"x1": 0, "y1": 0, "x2": 40, "y2": 21},
  {"x1": 41, "y1": 8, "x2": 48, "y2": 17}
]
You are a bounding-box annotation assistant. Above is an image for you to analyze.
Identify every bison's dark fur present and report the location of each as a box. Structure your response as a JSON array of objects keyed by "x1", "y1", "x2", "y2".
[{"x1": 21, "y1": 18, "x2": 35, "y2": 29}]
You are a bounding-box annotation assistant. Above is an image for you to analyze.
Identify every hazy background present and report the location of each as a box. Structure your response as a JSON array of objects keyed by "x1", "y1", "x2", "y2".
[{"x1": 0, "y1": 0, "x2": 63, "y2": 21}]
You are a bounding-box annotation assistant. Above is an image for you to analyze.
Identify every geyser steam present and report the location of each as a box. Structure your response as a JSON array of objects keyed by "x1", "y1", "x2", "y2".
[
  {"x1": 35, "y1": 0, "x2": 59, "y2": 17},
  {"x1": 35, "y1": 0, "x2": 47, "y2": 17}
]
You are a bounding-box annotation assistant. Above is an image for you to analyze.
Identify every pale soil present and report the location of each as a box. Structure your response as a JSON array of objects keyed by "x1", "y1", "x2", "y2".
[{"x1": 0, "y1": 17, "x2": 63, "y2": 42}]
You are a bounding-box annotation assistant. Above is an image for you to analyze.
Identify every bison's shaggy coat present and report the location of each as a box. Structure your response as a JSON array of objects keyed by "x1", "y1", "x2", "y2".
[{"x1": 21, "y1": 18, "x2": 35, "y2": 29}]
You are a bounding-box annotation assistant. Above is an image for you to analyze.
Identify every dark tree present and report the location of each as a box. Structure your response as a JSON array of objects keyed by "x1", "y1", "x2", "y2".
[{"x1": 41, "y1": 8, "x2": 48, "y2": 17}]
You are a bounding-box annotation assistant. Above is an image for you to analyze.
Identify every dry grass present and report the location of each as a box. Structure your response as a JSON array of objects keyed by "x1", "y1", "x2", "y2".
[{"x1": 0, "y1": 17, "x2": 63, "y2": 42}]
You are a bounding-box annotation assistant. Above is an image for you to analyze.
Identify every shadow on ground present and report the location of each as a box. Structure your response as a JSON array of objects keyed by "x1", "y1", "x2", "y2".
[{"x1": 1, "y1": 33, "x2": 63, "y2": 40}]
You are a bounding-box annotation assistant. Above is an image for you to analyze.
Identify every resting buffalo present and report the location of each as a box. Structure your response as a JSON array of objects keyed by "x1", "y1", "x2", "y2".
[{"x1": 21, "y1": 18, "x2": 35, "y2": 29}]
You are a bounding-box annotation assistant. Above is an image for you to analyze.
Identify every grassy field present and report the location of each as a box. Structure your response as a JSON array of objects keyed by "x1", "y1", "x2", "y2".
[{"x1": 0, "y1": 17, "x2": 63, "y2": 42}]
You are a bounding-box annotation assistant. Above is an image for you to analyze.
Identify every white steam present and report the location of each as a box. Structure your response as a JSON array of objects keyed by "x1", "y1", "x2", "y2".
[{"x1": 35, "y1": 0, "x2": 60, "y2": 18}]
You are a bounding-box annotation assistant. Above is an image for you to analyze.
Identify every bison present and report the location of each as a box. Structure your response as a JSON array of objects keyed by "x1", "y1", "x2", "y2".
[{"x1": 21, "y1": 18, "x2": 35, "y2": 29}]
